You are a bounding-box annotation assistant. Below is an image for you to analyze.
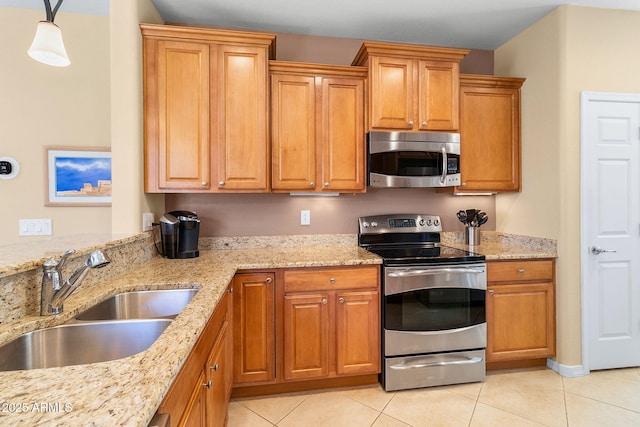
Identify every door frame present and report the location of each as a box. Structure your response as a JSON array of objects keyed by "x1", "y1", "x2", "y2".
[{"x1": 579, "y1": 91, "x2": 640, "y2": 373}]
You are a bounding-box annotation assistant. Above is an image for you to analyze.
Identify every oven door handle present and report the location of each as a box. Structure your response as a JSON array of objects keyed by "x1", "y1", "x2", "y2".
[
  {"x1": 387, "y1": 268, "x2": 485, "y2": 277},
  {"x1": 389, "y1": 356, "x2": 483, "y2": 370}
]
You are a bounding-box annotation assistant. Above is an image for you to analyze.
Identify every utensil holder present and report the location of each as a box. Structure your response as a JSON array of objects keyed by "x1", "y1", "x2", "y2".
[{"x1": 465, "y1": 226, "x2": 480, "y2": 246}]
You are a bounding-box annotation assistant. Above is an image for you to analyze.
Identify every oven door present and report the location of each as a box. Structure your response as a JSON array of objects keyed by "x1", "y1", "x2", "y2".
[{"x1": 383, "y1": 263, "x2": 487, "y2": 356}]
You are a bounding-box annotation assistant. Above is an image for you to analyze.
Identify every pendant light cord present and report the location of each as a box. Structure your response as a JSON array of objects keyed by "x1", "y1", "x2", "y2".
[{"x1": 43, "y1": 0, "x2": 64, "y2": 23}]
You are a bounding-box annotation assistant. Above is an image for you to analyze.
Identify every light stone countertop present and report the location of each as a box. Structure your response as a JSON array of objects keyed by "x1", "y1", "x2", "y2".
[
  {"x1": 0, "y1": 230, "x2": 556, "y2": 426},
  {"x1": 0, "y1": 244, "x2": 381, "y2": 427}
]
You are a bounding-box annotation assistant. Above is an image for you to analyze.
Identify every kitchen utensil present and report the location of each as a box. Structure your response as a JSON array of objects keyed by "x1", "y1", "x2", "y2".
[
  {"x1": 456, "y1": 210, "x2": 467, "y2": 224},
  {"x1": 478, "y1": 215, "x2": 488, "y2": 226}
]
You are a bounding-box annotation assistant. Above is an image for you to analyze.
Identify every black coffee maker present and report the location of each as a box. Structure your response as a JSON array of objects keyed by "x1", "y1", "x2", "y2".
[{"x1": 155, "y1": 210, "x2": 200, "y2": 259}]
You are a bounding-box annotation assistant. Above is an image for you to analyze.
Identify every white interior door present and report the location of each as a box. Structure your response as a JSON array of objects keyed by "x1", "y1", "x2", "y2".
[{"x1": 581, "y1": 92, "x2": 640, "y2": 371}]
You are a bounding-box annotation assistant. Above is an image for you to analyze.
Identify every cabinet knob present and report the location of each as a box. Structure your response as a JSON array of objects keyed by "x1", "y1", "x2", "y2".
[
  {"x1": 518, "y1": 269, "x2": 525, "y2": 274},
  {"x1": 408, "y1": 120, "x2": 414, "y2": 126},
  {"x1": 266, "y1": 277, "x2": 272, "y2": 284},
  {"x1": 338, "y1": 297, "x2": 345, "y2": 303},
  {"x1": 219, "y1": 181, "x2": 225, "y2": 186},
  {"x1": 488, "y1": 289, "x2": 494, "y2": 295},
  {"x1": 201, "y1": 181, "x2": 207, "y2": 186},
  {"x1": 322, "y1": 298, "x2": 328, "y2": 305},
  {"x1": 421, "y1": 121, "x2": 427, "y2": 126},
  {"x1": 310, "y1": 182, "x2": 315, "y2": 187},
  {"x1": 329, "y1": 277, "x2": 336, "y2": 283},
  {"x1": 324, "y1": 182, "x2": 329, "y2": 188},
  {"x1": 210, "y1": 363, "x2": 219, "y2": 371},
  {"x1": 203, "y1": 380, "x2": 212, "y2": 389}
]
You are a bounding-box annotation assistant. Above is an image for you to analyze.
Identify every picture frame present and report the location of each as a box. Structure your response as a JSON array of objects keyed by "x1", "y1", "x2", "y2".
[{"x1": 45, "y1": 146, "x2": 112, "y2": 207}]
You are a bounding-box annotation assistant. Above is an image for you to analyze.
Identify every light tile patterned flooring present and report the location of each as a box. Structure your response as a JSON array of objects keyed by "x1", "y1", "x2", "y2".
[{"x1": 228, "y1": 367, "x2": 640, "y2": 426}]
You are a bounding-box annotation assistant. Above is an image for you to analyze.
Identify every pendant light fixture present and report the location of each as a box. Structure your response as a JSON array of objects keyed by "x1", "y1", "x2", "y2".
[{"x1": 27, "y1": 0, "x2": 70, "y2": 67}]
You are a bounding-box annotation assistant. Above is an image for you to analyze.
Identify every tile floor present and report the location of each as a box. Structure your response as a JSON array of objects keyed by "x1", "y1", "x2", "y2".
[{"x1": 228, "y1": 367, "x2": 640, "y2": 426}]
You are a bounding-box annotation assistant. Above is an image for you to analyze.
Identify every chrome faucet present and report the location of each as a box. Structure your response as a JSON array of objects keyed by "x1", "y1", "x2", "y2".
[{"x1": 40, "y1": 249, "x2": 111, "y2": 315}]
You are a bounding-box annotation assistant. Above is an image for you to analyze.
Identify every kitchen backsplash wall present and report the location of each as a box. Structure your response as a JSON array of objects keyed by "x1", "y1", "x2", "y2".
[{"x1": 166, "y1": 189, "x2": 496, "y2": 237}]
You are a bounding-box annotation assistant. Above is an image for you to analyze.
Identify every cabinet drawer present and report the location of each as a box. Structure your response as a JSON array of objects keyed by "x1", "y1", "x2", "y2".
[
  {"x1": 487, "y1": 260, "x2": 553, "y2": 282},
  {"x1": 284, "y1": 266, "x2": 379, "y2": 292}
]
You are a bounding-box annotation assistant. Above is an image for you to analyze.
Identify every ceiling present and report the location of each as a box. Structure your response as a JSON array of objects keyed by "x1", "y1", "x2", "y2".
[{"x1": 2, "y1": 0, "x2": 640, "y2": 50}]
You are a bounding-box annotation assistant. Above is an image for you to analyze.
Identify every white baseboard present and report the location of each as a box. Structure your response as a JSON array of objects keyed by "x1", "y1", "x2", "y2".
[{"x1": 547, "y1": 358, "x2": 589, "y2": 377}]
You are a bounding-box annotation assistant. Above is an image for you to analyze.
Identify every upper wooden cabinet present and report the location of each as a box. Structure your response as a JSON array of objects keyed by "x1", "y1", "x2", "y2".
[
  {"x1": 270, "y1": 62, "x2": 367, "y2": 193},
  {"x1": 141, "y1": 24, "x2": 275, "y2": 193},
  {"x1": 352, "y1": 42, "x2": 469, "y2": 132},
  {"x1": 458, "y1": 74, "x2": 525, "y2": 192}
]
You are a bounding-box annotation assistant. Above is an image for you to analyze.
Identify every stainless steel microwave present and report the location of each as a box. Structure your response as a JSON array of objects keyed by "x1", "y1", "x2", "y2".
[{"x1": 368, "y1": 131, "x2": 461, "y2": 188}]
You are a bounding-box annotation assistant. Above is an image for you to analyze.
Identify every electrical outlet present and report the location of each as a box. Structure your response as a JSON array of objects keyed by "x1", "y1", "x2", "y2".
[
  {"x1": 300, "y1": 210, "x2": 311, "y2": 226},
  {"x1": 142, "y1": 212, "x2": 154, "y2": 232},
  {"x1": 19, "y1": 219, "x2": 52, "y2": 236}
]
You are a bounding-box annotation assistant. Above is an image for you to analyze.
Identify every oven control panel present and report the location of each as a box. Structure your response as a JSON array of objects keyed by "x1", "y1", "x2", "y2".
[{"x1": 359, "y1": 214, "x2": 442, "y2": 234}]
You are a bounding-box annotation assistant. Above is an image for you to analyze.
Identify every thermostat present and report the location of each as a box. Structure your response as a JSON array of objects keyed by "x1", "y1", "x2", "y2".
[{"x1": 0, "y1": 157, "x2": 19, "y2": 180}]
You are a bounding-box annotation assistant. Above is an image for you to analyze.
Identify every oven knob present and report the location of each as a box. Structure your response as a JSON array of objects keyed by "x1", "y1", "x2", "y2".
[
  {"x1": 426, "y1": 219, "x2": 432, "y2": 226},
  {"x1": 434, "y1": 219, "x2": 440, "y2": 226},
  {"x1": 362, "y1": 221, "x2": 370, "y2": 228},
  {"x1": 371, "y1": 221, "x2": 378, "y2": 227},
  {"x1": 419, "y1": 219, "x2": 425, "y2": 227}
]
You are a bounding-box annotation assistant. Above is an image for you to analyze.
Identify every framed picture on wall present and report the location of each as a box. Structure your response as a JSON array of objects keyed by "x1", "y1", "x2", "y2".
[{"x1": 45, "y1": 147, "x2": 112, "y2": 206}]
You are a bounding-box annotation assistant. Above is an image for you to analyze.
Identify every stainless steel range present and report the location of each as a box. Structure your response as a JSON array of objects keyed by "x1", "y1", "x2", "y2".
[{"x1": 358, "y1": 214, "x2": 487, "y2": 391}]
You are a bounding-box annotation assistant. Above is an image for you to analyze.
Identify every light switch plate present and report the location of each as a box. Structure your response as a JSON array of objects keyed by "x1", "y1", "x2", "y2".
[
  {"x1": 19, "y1": 219, "x2": 52, "y2": 236},
  {"x1": 300, "y1": 210, "x2": 311, "y2": 226}
]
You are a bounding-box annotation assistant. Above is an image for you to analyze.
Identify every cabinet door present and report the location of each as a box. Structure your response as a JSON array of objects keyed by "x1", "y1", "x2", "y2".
[
  {"x1": 486, "y1": 282, "x2": 555, "y2": 362},
  {"x1": 148, "y1": 40, "x2": 211, "y2": 191},
  {"x1": 369, "y1": 56, "x2": 414, "y2": 130},
  {"x1": 206, "y1": 321, "x2": 228, "y2": 427},
  {"x1": 283, "y1": 293, "x2": 330, "y2": 380},
  {"x1": 321, "y1": 77, "x2": 366, "y2": 192},
  {"x1": 418, "y1": 60, "x2": 459, "y2": 131},
  {"x1": 233, "y1": 272, "x2": 275, "y2": 383},
  {"x1": 216, "y1": 46, "x2": 269, "y2": 191},
  {"x1": 459, "y1": 81, "x2": 521, "y2": 191},
  {"x1": 271, "y1": 74, "x2": 317, "y2": 191},
  {"x1": 335, "y1": 291, "x2": 380, "y2": 375},
  {"x1": 177, "y1": 370, "x2": 207, "y2": 427}
]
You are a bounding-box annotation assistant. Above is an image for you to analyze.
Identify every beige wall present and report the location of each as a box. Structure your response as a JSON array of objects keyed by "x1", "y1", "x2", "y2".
[
  {"x1": 495, "y1": 5, "x2": 640, "y2": 367},
  {"x1": 0, "y1": 8, "x2": 111, "y2": 245},
  {"x1": 109, "y1": 0, "x2": 164, "y2": 235}
]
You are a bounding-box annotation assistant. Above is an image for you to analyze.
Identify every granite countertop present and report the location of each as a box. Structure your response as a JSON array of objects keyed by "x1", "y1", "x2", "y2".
[
  {"x1": 0, "y1": 244, "x2": 381, "y2": 427},
  {"x1": 0, "y1": 231, "x2": 556, "y2": 426}
]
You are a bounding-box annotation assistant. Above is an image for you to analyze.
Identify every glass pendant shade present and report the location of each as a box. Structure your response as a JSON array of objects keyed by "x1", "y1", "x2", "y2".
[{"x1": 28, "y1": 21, "x2": 70, "y2": 67}]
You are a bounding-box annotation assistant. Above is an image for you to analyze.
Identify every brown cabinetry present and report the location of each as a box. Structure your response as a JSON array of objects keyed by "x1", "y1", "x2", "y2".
[
  {"x1": 270, "y1": 62, "x2": 367, "y2": 193},
  {"x1": 458, "y1": 75, "x2": 525, "y2": 192},
  {"x1": 232, "y1": 272, "x2": 276, "y2": 384},
  {"x1": 141, "y1": 24, "x2": 275, "y2": 193},
  {"x1": 486, "y1": 259, "x2": 556, "y2": 367},
  {"x1": 352, "y1": 42, "x2": 469, "y2": 131},
  {"x1": 282, "y1": 266, "x2": 380, "y2": 381},
  {"x1": 157, "y1": 286, "x2": 233, "y2": 426}
]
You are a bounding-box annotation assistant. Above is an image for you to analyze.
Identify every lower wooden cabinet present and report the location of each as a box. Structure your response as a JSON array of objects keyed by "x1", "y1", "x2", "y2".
[
  {"x1": 486, "y1": 259, "x2": 556, "y2": 366},
  {"x1": 157, "y1": 286, "x2": 233, "y2": 426},
  {"x1": 232, "y1": 272, "x2": 276, "y2": 384},
  {"x1": 282, "y1": 266, "x2": 380, "y2": 381}
]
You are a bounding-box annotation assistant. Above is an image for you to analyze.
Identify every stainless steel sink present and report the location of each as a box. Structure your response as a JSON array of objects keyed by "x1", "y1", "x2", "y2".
[
  {"x1": 0, "y1": 319, "x2": 172, "y2": 372},
  {"x1": 75, "y1": 289, "x2": 198, "y2": 321}
]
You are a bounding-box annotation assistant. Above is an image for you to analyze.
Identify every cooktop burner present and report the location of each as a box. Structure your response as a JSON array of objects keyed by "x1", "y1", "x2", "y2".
[{"x1": 358, "y1": 214, "x2": 485, "y2": 265}]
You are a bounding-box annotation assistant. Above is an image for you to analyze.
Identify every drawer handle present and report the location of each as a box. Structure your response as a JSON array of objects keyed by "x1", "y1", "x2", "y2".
[
  {"x1": 203, "y1": 380, "x2": 212, "y2": 389},
  {"x1": 518, "y1": 269, "x2": 525, "y2": 274},
  {"x1": 329, "y1": 277, "x2": 336, "y2": 283},
  {"x1": 210, "y1": 363, "x2": 219, "y2": 371}
]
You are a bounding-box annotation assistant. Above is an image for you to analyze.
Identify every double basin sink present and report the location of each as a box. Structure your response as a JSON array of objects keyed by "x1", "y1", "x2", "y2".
[{"x1": 0, "y1": 289, "x2": 199, "y2": 372}]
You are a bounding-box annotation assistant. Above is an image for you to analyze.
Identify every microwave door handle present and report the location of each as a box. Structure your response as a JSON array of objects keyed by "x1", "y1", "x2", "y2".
[
  {"x1": 387, "y1": 268, "x2": 486, "y2": 277},
  {"x1": 440, "y1": 146, "x2": 447, "y2": 184}
]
